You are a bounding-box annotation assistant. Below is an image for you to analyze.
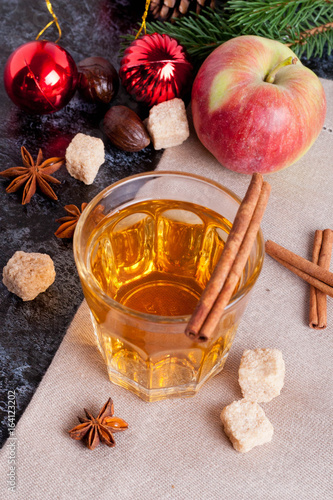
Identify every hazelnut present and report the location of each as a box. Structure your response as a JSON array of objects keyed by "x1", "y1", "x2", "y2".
[{"x1": 77, "y1": 56, "x2": 119, "y2": 104}]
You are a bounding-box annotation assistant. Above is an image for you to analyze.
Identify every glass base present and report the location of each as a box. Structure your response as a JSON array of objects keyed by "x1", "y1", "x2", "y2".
[{"x1": 106, "y1": 351, "x2": 229, "y2": 402}]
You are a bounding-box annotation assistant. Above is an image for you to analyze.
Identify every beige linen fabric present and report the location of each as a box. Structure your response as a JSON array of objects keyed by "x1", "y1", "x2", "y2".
[{"x1": 1, "y1": 79, "x2": 332, "y2": 500}]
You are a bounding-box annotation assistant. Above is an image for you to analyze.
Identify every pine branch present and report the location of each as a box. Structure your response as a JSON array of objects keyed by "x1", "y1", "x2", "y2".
[
  {"x1": 286, "y1": 21, "x2": 333, "y2": 58},
  {"x1": 226, "y1": 0, "x2": 333, "y2": 59},
  {"x1": 121, "y1": 2, "x2": 333, "y2": 65},
  {"x1": 147, "y1": 10, "x2": 237, "y2": 59},
  {"x1": 227, "y1": 0, "x2": 333, "y2": 33}
]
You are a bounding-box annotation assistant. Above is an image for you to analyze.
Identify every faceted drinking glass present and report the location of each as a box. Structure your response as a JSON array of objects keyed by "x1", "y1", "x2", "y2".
[{"x1": 74, "y1": 172, "x2": 264, "y2": 401}]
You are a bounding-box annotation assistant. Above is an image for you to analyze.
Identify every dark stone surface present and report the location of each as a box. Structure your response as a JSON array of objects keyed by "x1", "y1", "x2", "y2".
[
  {"x1": 302, "y1": 52, "x2": 333, "y2": 80},
  {"x1": 0, "y1": 0, "x2": 332, "y2": 448},
  {"x1": 0, "y1": 0, "x2": 163, "y2": 447}
]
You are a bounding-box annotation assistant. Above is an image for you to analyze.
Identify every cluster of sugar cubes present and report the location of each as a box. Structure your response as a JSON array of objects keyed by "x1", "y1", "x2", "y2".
[{"x1": 220, "y1": 348, "x2": 285, "y2": 453}]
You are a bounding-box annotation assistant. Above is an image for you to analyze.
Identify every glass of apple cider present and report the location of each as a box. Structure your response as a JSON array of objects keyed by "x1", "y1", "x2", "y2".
[{"x1": 74, "y1": 172, "x2": 264, "y2": 401}]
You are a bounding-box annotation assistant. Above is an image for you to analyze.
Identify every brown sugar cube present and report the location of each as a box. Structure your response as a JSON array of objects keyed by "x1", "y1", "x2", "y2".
[
  {"x1": 220, "y1": 400, "x2": 274, "y2": 453},
  {"x1": 146, "y1": 98, "x2": 189, "y2": 150},
  {"x1": 2, "y1": 251, "x2": 56, "y2": 301},
  {"x1": 239, "y1": 348, "x2": 285, "y2": 403},
  {"x1": 66, "y1": 133, "x2": 105, "y2": 185}
]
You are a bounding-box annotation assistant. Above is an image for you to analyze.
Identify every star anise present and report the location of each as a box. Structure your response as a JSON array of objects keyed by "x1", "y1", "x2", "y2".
[
  {"x1": 68, "y1": 398, "x2": 128, "y2": 450},
  {"x1": 55, "y1": 203, "x2": 88, "y2": 239},
  {"x1": 0, "y1": 146, "x2": 64, "y2": 205}
]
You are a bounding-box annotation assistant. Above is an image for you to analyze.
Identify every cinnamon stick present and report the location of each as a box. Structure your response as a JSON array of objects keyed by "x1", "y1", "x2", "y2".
[
  {"x1": 309, "y1": 229, "x2": 333, "y2": 329},
  {"x1": 197, "y1": 182, "x2": 271, "y2": 342},
  {"x1": 185, "y1": 173, "x2": 270, "y2": 343},
  {"x1": 309, "y1": 231, "x2": 323, "y2": 328},
  {"x1": 265, "y1": 240, "x2": 333, "y2": 288},
  {"x1": 270, "y1": 255, "x2": 333, "y2": 298}
]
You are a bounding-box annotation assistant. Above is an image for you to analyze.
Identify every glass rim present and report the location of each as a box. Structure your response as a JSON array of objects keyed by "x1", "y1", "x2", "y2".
[{"x1": 73, "y1": 170, "x2": 264, "y2": 324}]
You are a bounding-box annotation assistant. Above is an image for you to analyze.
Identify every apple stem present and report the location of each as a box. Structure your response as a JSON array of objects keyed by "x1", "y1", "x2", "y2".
[{"x1": 265, "y1": 56, "x2": 298, "y2": 84}]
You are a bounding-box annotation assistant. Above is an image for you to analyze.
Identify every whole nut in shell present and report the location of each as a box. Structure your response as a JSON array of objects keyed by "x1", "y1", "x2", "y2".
[
  {"x1": 77, "y1": 56, "x2": 119, "y2": 104},
  {"x1": 104, "y1": 106, "x2": 150, "y2": 152}
]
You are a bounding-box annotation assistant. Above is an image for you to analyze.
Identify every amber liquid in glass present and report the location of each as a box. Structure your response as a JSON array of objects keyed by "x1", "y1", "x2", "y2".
[
  {"x1": 87, "y1": 199, "x2": 240, "y2": 398},
  {"x1": 89, "y1": 199, "x2": 232, "y2": 313}
]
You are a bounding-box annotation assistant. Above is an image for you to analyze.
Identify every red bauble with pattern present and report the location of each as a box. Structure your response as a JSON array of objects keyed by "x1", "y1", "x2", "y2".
[
  {"x1": 119, "y1": 33, "x2": 192, "y2": 107},
  {"x1": 4, "y1": 40, "x2": 78, "y2": 114}
]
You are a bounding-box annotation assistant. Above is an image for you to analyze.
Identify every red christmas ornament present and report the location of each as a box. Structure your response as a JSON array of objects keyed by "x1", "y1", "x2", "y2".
[
  {"x1": 119, "y1": 33, "x2": 192, "y2": 107},
  {"x1": 4, "y1": 40, "x2": 78, "y2": 114}
]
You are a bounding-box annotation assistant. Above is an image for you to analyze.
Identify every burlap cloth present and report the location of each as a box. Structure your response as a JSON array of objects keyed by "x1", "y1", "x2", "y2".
[{"x1": 1, "y1": 79, "x2": 332, "y2": 500}]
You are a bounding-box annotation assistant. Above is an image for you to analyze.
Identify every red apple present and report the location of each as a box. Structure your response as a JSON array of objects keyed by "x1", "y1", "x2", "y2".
[{"x1": 191, "y1": 36, "x2": 326, "y2": 174}]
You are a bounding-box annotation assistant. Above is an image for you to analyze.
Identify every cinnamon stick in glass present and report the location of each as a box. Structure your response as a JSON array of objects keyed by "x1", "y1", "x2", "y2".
[
  {"x1": 309, "y1": 229, "x2": 333, "y2": 329},
  {"x1": 185, "y1": 173, "x2": 270, "y2": 343},
  {"x1": 197, "y1": 182, "x2": 271, "y2": 342}
]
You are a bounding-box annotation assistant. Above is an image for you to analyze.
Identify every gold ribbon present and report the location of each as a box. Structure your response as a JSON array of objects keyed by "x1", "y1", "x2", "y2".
[
  {"x1": 135, "y1": 0, "x2": 152, "y2": 39},
  {"x1": 36, "y1": 0, "x2": 62, "y2": 43}
]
